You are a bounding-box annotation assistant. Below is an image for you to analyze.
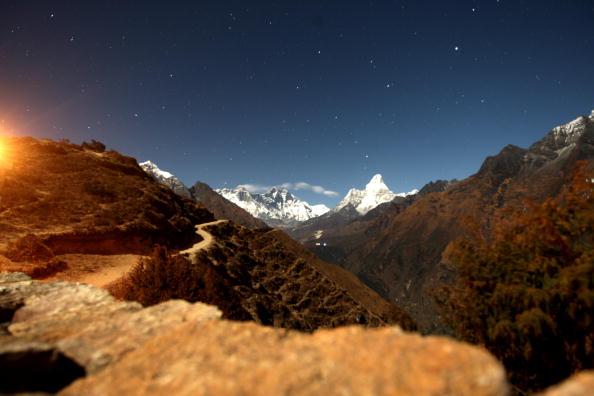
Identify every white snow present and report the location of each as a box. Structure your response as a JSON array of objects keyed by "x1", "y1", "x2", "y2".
[
  {"x1": 139, "y1": 160, "x2": 191, "y2": 198},
  {"x1": 311, "y1": 204, "x2": 330, "y2": 216},
  {"x1": 139, "y1": 161, "x2": 174, "y2": 179},
  {"x1": 333, "y1": 174, "x2": 416, "y2": 215},
  {"x1": 216, "y1": 186, "x2": 330, "y2": 224},
  {"x1": 551, "y1": 116, "x2": 589, "y2": 147}
]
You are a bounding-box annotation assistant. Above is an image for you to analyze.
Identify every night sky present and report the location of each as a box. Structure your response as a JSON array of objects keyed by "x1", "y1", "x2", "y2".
[{"x1": 1, "y1": 1, "x2": 593, "y2": 206}]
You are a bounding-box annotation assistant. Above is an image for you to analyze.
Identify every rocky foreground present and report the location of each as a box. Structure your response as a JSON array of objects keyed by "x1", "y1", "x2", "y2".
[{"x1": 0, "y1": 273, "x2": 590, "y2": 395}]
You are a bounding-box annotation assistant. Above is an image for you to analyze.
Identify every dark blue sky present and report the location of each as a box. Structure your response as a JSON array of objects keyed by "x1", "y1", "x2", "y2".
[{"x1": 1, "y1": 1, "x2": 593, "y2": 206}]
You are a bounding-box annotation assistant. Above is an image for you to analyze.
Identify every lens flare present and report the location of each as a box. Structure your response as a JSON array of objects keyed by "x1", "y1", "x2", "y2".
[
  {"x1": 0, "y1": 136, "x2": 13, "y2": 168},
  {"x1": 0, "y1": 139, "x2": 7, "y2": 166}
]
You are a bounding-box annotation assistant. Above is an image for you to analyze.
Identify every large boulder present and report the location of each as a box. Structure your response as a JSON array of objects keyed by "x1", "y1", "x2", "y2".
[
  {"x1": 62, "y1": 320, "x2": 508, "y2": 396},
  {"x1": 539, "y1": 371, "x2": 594, "y2": 396},
  {"x1": 1, "y1": 273, "x2": 509, "y2": 395}
]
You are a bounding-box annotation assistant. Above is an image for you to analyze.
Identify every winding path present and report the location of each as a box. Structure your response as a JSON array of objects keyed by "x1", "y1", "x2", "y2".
[
  {"x1": 48, "y1": 219, "x2": 228, "y2": 288},
  {"x1": 179, "y1": 219, "x2": 227, "y2": 261}
]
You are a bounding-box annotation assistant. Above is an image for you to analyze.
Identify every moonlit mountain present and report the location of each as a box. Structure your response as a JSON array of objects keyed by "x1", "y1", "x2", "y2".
[
  {"x1": 139, "y1": 161, "x2": 192, "y2": 198},
  {"x1": 216, "y1": 186, "x2": 330, "y2": 227},
  {"x1": 334, "y1": 174, "x2": 418, "y2": 215}
]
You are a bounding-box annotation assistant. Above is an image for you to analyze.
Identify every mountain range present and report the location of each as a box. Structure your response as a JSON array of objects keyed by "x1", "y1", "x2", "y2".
[
  {"x1": 0, "y1": 137, "x2": 413, "y2": 332},
  {"x1": 139, "y1": 162, "x2": 267, "y2": 230},
  {"x1": 1, "y1": 111, "x2": 593, "y2": 394},
  {"x1": 141, "y1": 159, "x2": 421, "y2": 229},
  {"x1": 216, "y1": 186, "x2": 330, "y2": 228},
  {"x1": 291, "y1": 111, "x2": 594, "y2": 333}
]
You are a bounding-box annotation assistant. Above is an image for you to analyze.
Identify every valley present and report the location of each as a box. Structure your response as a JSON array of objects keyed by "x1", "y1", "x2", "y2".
[
  {"x1": 2, "y1": 1, "x2": 593, "y2": 394},
  {"x1": 1, "y1": 111, "x2": 594, "y2": 395}
]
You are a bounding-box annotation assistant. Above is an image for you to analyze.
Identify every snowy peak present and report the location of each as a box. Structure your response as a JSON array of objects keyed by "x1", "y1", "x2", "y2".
[
  {"x1": 335, "y1": 174, "x2": 417, "y2": 215},
  {"x1": 140, "y1": 161, "x2": 174, "y2": 179},
  {"x1": 215, "y1": 186, "x2": 330, "y2": 227},
  {"x1": 523, "y1": 112, "x2": 594, "y2": 170},
  {"x1": 139, "y1": 160, "x2": 191, "y2": 198},
  {"x1": 365, "y1": 174, "x2": 389, "y2": 191}
]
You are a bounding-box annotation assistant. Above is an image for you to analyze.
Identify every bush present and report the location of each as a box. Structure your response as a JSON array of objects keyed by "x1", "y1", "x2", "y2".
[
  {"x1": 81, "y1": 140, "x2": 106, "y2": 153},
  {"x1": 437, "y1": 162, "x2": 594, "y2": 394},
  {"x1": 107, "y1": 245, "x2": 251, "y2": 320}
]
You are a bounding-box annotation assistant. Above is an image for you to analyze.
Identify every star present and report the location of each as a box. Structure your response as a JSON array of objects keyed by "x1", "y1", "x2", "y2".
[{"x1": 454, "y1": 46, "x2": 459, "y2": 51}]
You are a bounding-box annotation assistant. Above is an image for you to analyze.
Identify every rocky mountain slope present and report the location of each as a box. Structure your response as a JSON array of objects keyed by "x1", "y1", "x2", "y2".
[
  {"x1": 161, "y1": 220, "x2": 416, "y2": 330},
  {"x1": 297, "y1": 112, "x2": 594, "y2": 333},
  {"x1": 217, "y1": 186, "x2": 329, "y2": 227},
  {"x1": 0, "y1": 137, "x2": 213, "y2": 261},
  {"x1": 139, "y1": 160, "x2": 192, "y2": 198},
  {"x1": 288, "y1": 177, "x2": 456, "y2": 246},
  {"x1": 0, "y1": 136, "x2": 413, "y2": 334}
]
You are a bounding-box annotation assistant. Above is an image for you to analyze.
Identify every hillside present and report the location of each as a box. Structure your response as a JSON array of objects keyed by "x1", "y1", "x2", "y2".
[
  {"x1": 299, "y1": 112, "x2": 594, "y2": 333},
  {"x1": 0, "y1": 136, "x2": 413, "y2": 333},
  {"x1": 112, "y1": 220, "x2": 416, "y2": 331},
  {"x1": 0, "y1": 138, "x2": 214, "y2": 277}
]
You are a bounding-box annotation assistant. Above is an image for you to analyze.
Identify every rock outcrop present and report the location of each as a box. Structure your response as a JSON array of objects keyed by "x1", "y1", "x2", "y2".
[
  {"x1": 0, "y1": 273, "x2": 510, "y2": 396},
  {"x1": 539, "y1": 371, "x2": 594, "y2": 396}
]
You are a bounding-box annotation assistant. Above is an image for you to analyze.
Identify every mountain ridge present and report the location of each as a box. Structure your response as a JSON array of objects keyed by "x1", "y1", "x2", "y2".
[
  {"x1": 298, "y1": 111, "x2": 594, "y2": 333},
  {"x1": 216, "y1": 186, "x2": 330, "y2": 228}
]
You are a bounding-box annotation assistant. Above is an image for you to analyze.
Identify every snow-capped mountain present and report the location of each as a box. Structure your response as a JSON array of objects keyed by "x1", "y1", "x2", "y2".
[
  {"x1": 334, "y1": 174, "x2": 418, "y2": 215},
  {"x1": 139, "y1": 161, "x2": 192, "y2": 198},
  {"x1": 216, "y1": 186, "x2": 330, "y2": 227},
  {"x1": 522, "y1": 111, "x2": 594, "y2": 170}
]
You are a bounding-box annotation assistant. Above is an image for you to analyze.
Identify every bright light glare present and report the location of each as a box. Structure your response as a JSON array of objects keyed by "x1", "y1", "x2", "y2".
[
  {"x1": 0, "y1": 137, "x2": 12, "y2": 168},
  {"x1": 0, "y1": 139, "x2": 6, "y2": 164}
]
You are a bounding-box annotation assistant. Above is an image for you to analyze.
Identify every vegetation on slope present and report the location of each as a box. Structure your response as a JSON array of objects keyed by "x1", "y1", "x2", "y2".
[
  {"x1": 110, "y1": 221, "x2": 417, "y2": 332},
  {"x1": 437, "y1": 162, "x2": 594, "y2": 394},
  {"x1": 0, "y1": 137, "x2": 214, "y2": 276}
]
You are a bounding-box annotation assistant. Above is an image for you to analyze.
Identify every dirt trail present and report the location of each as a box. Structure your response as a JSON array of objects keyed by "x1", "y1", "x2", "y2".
[
  {"x1": 46, "y1": 220, "x2": 227, "y2": 288},
  {"x1": 179, "y1": 219, "x2": 227, "y2": 260}
]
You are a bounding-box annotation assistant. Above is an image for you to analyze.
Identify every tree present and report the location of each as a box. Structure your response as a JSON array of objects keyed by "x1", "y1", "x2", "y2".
[{"x1": 438, "y1": 162, "x2": 594, "y2": 394}]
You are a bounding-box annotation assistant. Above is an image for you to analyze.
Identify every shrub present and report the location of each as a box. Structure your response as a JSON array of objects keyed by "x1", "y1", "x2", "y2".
[
  {"x1": 81, "y1": 140, "x2": 106, "y2": 153},
  {"x1": 437, "y1": 162, "x2": 594, "y2": 394},
  {"x1": 107, "y1": 245, "x2": 251, "y2": 320}
]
